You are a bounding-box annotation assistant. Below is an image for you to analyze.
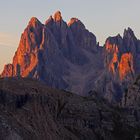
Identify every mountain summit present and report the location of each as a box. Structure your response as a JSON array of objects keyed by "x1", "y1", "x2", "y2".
[
  {"x1": 53, "y1": 10, "x2": 62, "y2": 22},
  {"x1": 93, "y1": 27, "x2": 140, "y2": 102},
  {"x1": 1, "y1": 11, "x2": 102, "y2": 96},
  {"x1": 1, "y1": 11, "x2": 140, "y2": 102}
]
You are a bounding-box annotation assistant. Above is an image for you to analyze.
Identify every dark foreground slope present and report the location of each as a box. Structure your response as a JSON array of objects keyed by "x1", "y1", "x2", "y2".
[{"x1": 0, "y1": 78, "x2": 139, "y2": 140}]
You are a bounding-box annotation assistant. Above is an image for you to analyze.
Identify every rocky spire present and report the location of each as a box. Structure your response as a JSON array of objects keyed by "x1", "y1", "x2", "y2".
[
  {"x1": 45, "y1": 15, "x2": 54, "y2": 25},
  {"x1": 28, "y1": 17, "x2": 42, "y2": 28},
  {"x1": 123, "y1": 27, "x2": 137, "y2": 57},
  {"x1": 53, "y1": 11, "x2": 62, "y2": 22},
  {"x1": 67, "y1": 18, "x2": 79, "y2": 26},
  {"x1": 2, "y1": 11, "x2": 140, "y2": 103},
  {"x1": 68, "y1": 17, "x2": 85, "y2": 29},
  {"x1": 123, "y1": 27, "x2": 136, "y2": 40}
]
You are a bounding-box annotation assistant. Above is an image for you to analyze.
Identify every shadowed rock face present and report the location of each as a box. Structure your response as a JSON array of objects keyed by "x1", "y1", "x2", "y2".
[
  {"x1": 93, "y1": 28, "x2": 140, "y2": 103},
  {"x1": 1, "y1": 11, "x2": 140, "y2": 103},
  {"x1": 122, "y1": 75, "x2": 140, "y2": 108},
  {"x1": 0, "y1": 78, "x2": 138, "y2": 140},
  {"x1": 1, "y1": 11, "x2": 102, "y2": 96},
  {"x1": 104, "y1": 32, "x2": 135, "y2": 82},
  {"x1": 121, "y1": 76, "x2": 140, "y2": 138},
  {"x1": 54, "y1": 11, "x2": 62, "y2": 22}
]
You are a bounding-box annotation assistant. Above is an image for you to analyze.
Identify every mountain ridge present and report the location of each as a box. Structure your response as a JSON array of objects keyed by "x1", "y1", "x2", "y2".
[{"x1": 1, "y1": 11, "x2": 140, "y2": 102}]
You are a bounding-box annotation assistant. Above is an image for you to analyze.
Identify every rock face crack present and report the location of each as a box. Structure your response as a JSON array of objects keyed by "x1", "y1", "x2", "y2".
[{"x1": 57, "y1": 99, "x2": 67, "y2": 118}]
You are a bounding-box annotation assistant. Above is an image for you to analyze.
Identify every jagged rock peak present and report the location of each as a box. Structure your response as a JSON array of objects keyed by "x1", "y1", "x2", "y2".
[
  {"x1": 106, "y1": 34, "x2": 122, "y2": 44},
  {"x1": 45, "y1": 15, "x2": 54, "y2": 25},
  {"x1": 53, "y1": 10, "x2": 62, "y2": 22},
  {"x1": 28, "y1": 17, "x2": 42, "y2": 28},
  {"x1": 67, "y1": 17, "x2": 85, "y2": 29},
  {"x1": 123, "y1": 27, "x2": 136, "y2": 39},
  {"x1": 68, "y1": 18, "x2": 79, "y2": 26}
]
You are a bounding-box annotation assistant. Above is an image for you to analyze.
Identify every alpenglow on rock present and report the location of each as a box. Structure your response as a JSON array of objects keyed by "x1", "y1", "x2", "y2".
[
  {"x1": 93, "y1": 28, "x2": 140, "y2": 103},
  {"x1": 1, "y1": 11, "x2": 102, "y2": 95},
  {"x1": 1, "y1": 11, "x2": 140, "y2": 102}
]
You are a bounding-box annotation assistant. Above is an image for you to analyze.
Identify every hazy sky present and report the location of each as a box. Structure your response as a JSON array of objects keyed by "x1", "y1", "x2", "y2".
[{"x1": 0, "y1": 0, "x2": 140, "y2": 72}]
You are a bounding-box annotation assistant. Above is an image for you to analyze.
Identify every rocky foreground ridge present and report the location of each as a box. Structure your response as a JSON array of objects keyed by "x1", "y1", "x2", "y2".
[
  {"x1": 1, "y1": 11, "x2": 140, "y2": 103},
  {"x1": 0, "y1": 77, "x2": 140, "y2": 140}
]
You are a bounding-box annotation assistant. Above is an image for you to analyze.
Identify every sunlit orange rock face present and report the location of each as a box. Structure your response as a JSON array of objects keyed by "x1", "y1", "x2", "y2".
[
  {"x1": 105, "y1": 32, "x2": 135, "y2": 81},
  {"x1": 1, "y1": 10, "x2": 100, "y2": 94},
  {"x1": 105, "y1": 40, "x2": 119, "y2": 75},
  {"x1": 67, "y1": 18, "x2": 79, "y2": 26},
  {"x1": 119, "y1": 53, "x2": 134, "y2": 80},
  {"x1": 94, "y1": 32, "x2": 140, "y2": 102},
  {"x1": 1, "y1": 11, "x2": 140, "y2": 102},
  {"x1": 96, "y1": 30, "x2": 139, "y2": 102},
  {"x1": 1, "y1": 64, "x2": 14, "y2": 77},
  {"x1": 1, "y1": 16, "x2": 43, "y2": 78},
  {"x1": 12, "y1": 17, "x2": 43, "y2": 77},
  {"x1": 105, "y1": 42, "x2": 134, "y2": 81}
]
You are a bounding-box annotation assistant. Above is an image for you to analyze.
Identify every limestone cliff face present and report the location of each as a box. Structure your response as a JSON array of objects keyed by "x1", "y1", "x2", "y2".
[
  {"x1": 93, "y1": 28, "x2": 140, "y2": 103},
  {"x1": 105, "y1": 34, "x2": 135, "y2": 81},
  {"x1": 1, "y1": 11, "x2": 140, "y2": 102},
  {"x1": 2, "y1": 17, "x2": 43, "y2": 77},
  {"x1": 1, "y1": 11, "x2": 101, "y2": 95},
  {"x1": 68, "y1": 18, "x2": 97, "y2": 52},
  {"x1": 119, "y1": 53, "x2": 134, "y2": 81},
  {"x1": 1, "y1": 64, "x2": 14, "y2": 77}
]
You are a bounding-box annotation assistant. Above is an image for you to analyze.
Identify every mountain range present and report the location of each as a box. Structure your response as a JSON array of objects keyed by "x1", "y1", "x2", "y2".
[
  {"x1": 1, "y1": 11, "x2": 140, "y2": 103},
  {"x1": 1, "y1": 11, "x2": 140, "y2": 139}
]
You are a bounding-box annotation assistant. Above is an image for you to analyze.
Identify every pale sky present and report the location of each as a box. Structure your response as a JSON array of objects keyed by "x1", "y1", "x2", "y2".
[{"x1": 0, "y1": 0, "x2": 140, "y2": 72}]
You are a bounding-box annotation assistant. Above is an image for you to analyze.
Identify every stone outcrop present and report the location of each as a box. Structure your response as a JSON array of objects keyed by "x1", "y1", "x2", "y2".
[
  {"x1": 1, "y1": 11, "x2": 102, "y2": 96},
  {"x1": 121, "y1": 75, "x2": 140, "y2": 138},
  {"x1": 1, "y1": 11, "x2": 140, "y2": 103},
  {"x1": 2, "y1": 64, "x2": 14, "y2": 77},
  {"x1": 122, "y1": 75, "x2": 140, "y2": 107},
  {"x1": 119, "y1": 53, "x2": 134, "y2": 80},
  {"x1": 93, "y1": 28, "x2": 140, "y2": 103}
]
